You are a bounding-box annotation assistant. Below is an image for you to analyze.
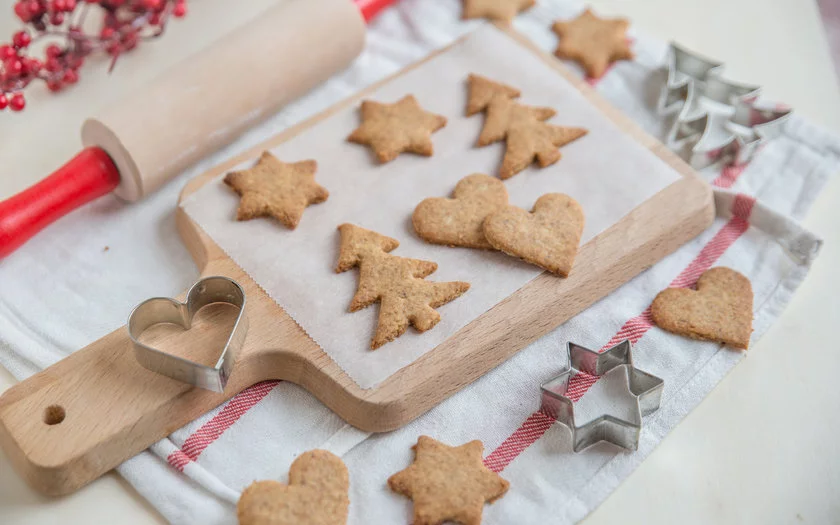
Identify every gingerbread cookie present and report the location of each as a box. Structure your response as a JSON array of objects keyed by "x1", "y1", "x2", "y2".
[
  {"x1": 650, "y1": 267, "x2": 753, "y2": 349},
  {"x1": 335, "y1": 224, "x2": 470, "y2": 349},
  {"x1": 483, "y1": 193, "x2": 585, "y2": 276},
  {"x1": 465, "y1": 74, "x2": 520, "y2": 116},
  {"x1": 347, "y1": 95, "x2": 447, "y2": 163},
  {"x1": 552, "y1": 8, "x2": 634, "y2": 79},
  {"x1": 478, "y1": 96, "x2": 587, "y2": 179},
  {"x1": 237, "y1": 450, "x2": 349, "y2": 525},
  {"x1": 223, "y1": 151, "x2": 328, "y2": 229},
  {"x1": 413, "y1": 174, "x2": 509, "y2": 249},
  {"x1": 389, "y1": 435, "x2": 509, "y2": 525},
  {"x1": 462, "y1": 0, "x2": 535, "y2": 23}
]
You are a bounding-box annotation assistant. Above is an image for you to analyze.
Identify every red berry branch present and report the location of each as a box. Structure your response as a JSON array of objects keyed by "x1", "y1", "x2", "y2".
[{"x1": 1, "y1": 0, "x2": 188, "y2": 112}]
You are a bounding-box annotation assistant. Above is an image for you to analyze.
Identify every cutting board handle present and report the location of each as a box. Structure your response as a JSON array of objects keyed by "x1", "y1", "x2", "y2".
[{"x1": 0, "y1": 320, "x2": 235, "y2": 496}]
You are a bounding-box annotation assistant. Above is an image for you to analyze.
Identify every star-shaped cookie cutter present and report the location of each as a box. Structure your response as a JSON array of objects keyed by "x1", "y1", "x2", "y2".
[
  {"x1": 657, "y1": 42, "x2": 791, "y2": 170},
  {"x1": 540, "y1": 340, "x2": 664, "y2": 452}
]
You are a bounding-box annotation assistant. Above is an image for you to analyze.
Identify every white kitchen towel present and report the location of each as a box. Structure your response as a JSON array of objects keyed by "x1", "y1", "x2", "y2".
[{"x1": 0, "y1": 1, "x2": 837, "y2": 524}]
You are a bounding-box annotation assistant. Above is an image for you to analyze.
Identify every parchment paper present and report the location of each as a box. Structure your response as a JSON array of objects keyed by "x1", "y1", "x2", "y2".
[{"x1": 181, "y1": 25, "x2": 680, "y2": 389}]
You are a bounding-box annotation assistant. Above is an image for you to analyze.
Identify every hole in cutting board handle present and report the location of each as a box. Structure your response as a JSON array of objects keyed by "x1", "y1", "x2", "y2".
[{"x1": 43, "y1": 405, "x2": 65, "y2": 425}]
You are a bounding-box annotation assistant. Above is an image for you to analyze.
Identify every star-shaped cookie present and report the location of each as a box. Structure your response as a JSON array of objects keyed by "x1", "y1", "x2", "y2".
[
  {"x1": 478, "y1": 96, "x2": 588, "y2": 178},
  {"x1": 389, "y1": 436, "x2": 509, "y2": 525},
  {"x1": 552, "y1": 8, "x2": 634, "y2": 79},
  {"x1": 465, "y1": 73, "x2": 520, "y2": 116},
  {"x1": 347, "y1": 95, "x2": 447, "y2": 163},
  {"x1": 462, "y1": 0, "x2": 535, "y2": 23},
  {"x1": 223, "y1": 151, "x2": 329, "y2": 229}
]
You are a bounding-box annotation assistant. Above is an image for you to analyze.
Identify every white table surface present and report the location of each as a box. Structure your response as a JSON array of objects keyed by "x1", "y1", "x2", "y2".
[{"x1": 1, "y1": 0, "x2": 838, "y2": 523}]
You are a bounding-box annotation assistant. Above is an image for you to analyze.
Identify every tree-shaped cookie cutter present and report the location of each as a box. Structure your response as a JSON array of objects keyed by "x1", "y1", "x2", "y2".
[
  {"x1": 540, "y1": 340, "x2": 664, "y2": 452},
  {"x1": 657, "y1": 42, "x2": 791, "y2": 170}
]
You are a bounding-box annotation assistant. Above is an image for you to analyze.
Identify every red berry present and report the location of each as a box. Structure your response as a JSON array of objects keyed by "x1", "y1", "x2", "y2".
[
  {"x1": 149, "y1": 12, "x2": 161, "y2": 24},
  {"x1": 45, "y1": 56, "x2": 61, "y2": 72},
  {"x1": 173, "y1": 2, "x2": 186, "y2": 17},
  {"x1": 100, "y1": 27, "x2": 115, "y2": 39},
  {"x1": 143, "y1": 0, "x2": 161, "y2": 9},
  {"x1": 46, "y1": 43, "x2": 61, "y2": 57},
  {"x1": 14, "y1": 2, "x2": 31, "y2": 21},
  {"x1": 53, "y1": 0, "x2": 67, "y2": 10},
  {"x1": 63, "y1": 68, "x2": 78, "y2": 84},
  {"x1": 47, "y1": 79, "x2": 63, "y2": 91},
  {"x1": 27, "y1": 0, "x2": 41, "y2": 15},
  {"x1": 50, "y1": 12, "x2": 64, "y2": 24},
  {"x1": 0, "y1": 46, "x2": 15, "y2": 61},
  {"x1": 0, "y1": 94, "x2": 7, "y2": 110},
  {"x1": 25, "y1": 58, "x2": 42, "y2": 74},
  {"x1": 10, "y1": 93, "x2": 25, "y2": 111},
  {"x1": 65, "y1": 0, "x2": 76, "y2": 8},
  {"x1": 13, "y1": 31, "x2": 31, "y2": 49},
  {"x1": 6, "y1": 59, "x2": 23, "y2": 75}
]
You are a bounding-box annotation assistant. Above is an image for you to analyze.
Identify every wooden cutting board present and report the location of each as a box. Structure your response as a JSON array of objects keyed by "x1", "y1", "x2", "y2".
[{"x1": 0, "y1": 26, "x2": 713, "y2": 496}]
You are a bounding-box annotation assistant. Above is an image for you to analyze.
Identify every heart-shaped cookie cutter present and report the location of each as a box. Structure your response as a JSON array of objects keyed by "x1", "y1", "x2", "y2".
[
  {"x1": 540, "y1": 340, "x2": 664, "y2": 452},
  {"x1": 127, "y1": 276, "x2": 248, "y2": 393}
]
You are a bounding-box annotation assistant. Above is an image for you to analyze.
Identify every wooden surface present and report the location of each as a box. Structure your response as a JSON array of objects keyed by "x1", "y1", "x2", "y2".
[{"x1": 0, "y1": 26, "x2": 713, "y2": 497}]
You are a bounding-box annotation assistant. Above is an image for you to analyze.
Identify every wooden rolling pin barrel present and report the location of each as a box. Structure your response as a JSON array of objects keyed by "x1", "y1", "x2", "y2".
[{"x1": 0, "y1": 0, "x2": 393, "y2": 257}]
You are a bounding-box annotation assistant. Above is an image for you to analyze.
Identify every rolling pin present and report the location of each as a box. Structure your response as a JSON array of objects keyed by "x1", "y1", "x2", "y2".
[{"x1": 0, "y1": 0, "x2": 394, "y2": 257}]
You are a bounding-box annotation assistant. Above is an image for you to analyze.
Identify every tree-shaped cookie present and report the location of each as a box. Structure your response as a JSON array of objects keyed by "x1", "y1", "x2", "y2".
[
  {"x1": 223, "y1": 151, "x2": 329, "y2": 229},
  {"x1": 552, "y1": 8, "x2": 634, "y2": 79},
  {"x1": 347, "y1": 95, "x2": 447, "y2": 163},
  {"x1": 335, "y1": 224, "x2": 470, "y2": 349},
  {"x1": 465, "y1": 73, "x2": 520, "y2": 116},
  {"x1": 478, "y1": 96, "x2": 587, "y2": 179}
]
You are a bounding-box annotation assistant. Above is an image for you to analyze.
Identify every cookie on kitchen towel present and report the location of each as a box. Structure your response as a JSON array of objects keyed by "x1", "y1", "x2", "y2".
[
  {"x1": 551, "y1": 8, "x2": 634, "y2": 79},
  {"x1": 388, "y1": 435, "x2": 509, "y2": 525},
  {"x1": 224, "y1": 151, "x2": 328, "y2": 229},
  {"x1": 413, "y1": 174, "x2": 509, "y2": 249},
  {"x1": 237, "y1": 449, "x2": 349, "y2": 525},
  {"x1": 478, "y1": 96, "x2": 587, "y2": 179},
  {"x1": 462, "y1": 0, "x2": 535, "y2": 23},
  {"x1": 650, "y1": 266, "x2": 753, "y2": 349},
  {"x1": 335, "y1": 224, "x2": 470, "y2": 349},
  {"x1": 347, "y1": 95, "x2": 447, "y2": 163},
  {"x1": 465, "y1": 73, "x2": 521, "y2": 116},
  {"x1": 483, "y1": 193, "x2": 585, "y2": 276}
]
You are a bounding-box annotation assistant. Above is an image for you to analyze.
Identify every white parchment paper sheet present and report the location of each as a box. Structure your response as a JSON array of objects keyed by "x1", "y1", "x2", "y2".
[{"x1": 181, "y1": 25, "x2": 680, "y2": 389}]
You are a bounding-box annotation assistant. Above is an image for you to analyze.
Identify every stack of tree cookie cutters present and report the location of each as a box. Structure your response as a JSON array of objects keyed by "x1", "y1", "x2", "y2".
[{"x1": 658, "y1": 42, "x2": 791, "y2": 169}]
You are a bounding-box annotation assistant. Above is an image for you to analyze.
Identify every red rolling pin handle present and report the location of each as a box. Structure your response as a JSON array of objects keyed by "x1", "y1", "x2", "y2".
[
  {"x1": 0, "y1": 0, "x2": 395, "y2": 259},
  {"x1": 356, "y1": 0, "x2": 395, "y2": 21},
  {"x1": 0, "y1": 148, "x2": 120, "y2": 257}
]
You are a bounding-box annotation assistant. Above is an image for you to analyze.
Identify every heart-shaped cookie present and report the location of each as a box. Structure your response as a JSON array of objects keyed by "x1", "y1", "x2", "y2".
[
  {"x1": 650, "y1": 267, "x2": 753, "y2": 349},
  {"x1": 412, "y1": 174, "x2": 509, "y2": 249},
  {"x1": 237, "y1": 450, "x2": 350, "y2": 525},
  {"x1": 482, "y1": 193, "x2": 584, "y2": 276}
]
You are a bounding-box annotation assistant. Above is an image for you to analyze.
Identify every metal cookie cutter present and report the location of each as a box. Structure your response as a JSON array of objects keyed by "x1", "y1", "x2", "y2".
[
  {"x1": 127, "y1": 276, "x2": 248, "y2": 393},
  {"x1": 658, "y1": 42, "x2": 791, "y2": 170},
  {"x1": 540, "y1": 340, "x2": 664, "y2": 452}
]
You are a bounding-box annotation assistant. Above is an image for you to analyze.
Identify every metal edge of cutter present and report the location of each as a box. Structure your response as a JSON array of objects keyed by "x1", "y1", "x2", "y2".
[
  {"x1": 658, "y1": 42, "x2": 791, "y2": 170},
  {"x1": 127, "y1": 276, "x2": 248, "y2": 393},
  {"x1": 540, "y1": 340, "x2": 664, "y2": 452}
]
